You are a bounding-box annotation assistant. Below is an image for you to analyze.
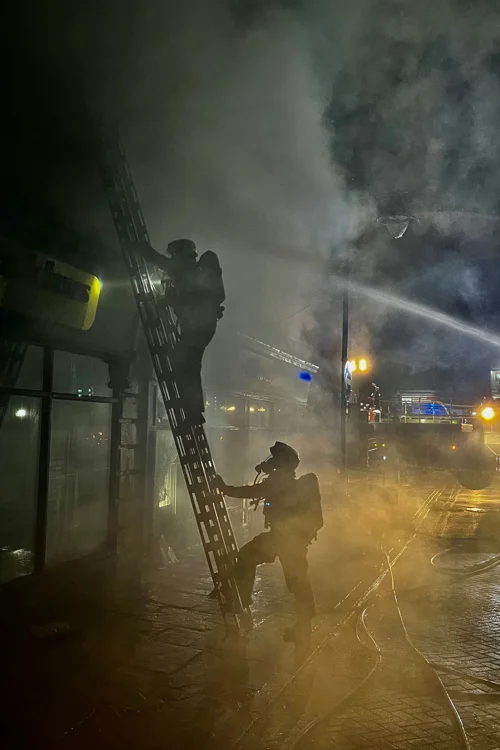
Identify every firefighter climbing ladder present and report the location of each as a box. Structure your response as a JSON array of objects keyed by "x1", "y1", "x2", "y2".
[
  {"x1": 97, "y1": 127, "x2": 249, "y2": 631},
  {"x1": 0, "y1": 341, "x2": 27, "y2": 430}
]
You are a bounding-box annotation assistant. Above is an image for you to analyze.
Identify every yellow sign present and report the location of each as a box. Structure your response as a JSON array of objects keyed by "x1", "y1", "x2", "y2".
[{"x1": 0, "y1": 249, "x2": 101, "y2": 331}]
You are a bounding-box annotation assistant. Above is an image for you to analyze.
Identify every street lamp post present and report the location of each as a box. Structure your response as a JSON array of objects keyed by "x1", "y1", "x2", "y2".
[{"x1": 337, "y1": 198, "x2": 407, "y2": 485}]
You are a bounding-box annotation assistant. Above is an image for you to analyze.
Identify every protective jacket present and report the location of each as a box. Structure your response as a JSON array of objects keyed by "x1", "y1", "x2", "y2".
[{"x1": 222, "y1": 471, "x2": 323, "y2": 540}]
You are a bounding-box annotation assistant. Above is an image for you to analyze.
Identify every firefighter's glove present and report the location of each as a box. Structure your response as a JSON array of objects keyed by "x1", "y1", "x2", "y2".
[{"x1": 213, "y1": 475, "x2": 227, "y2": 493}]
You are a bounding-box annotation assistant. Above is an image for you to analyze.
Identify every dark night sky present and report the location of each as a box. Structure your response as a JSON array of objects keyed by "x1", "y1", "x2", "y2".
[{"x1": 3, "y1": 0, "x2": 500, "y2": 398}]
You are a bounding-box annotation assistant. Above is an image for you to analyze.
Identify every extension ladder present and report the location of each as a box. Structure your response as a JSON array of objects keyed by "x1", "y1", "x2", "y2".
[{"x1": 97, "y1": 126, "x2": 249, "y2": 630}]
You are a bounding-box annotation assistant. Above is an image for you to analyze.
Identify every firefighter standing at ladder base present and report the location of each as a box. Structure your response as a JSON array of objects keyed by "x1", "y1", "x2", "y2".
[
  {"x1": 135, "y1": 238, "x2": 225, "y2": 424},
  {"x1": 214, "y1": 442, "x2": 323, "y2": 643}
]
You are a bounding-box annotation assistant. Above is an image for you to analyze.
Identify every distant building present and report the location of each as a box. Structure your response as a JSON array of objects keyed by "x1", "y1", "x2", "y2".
[{"x1": 491, "y1": 369, "x2": 500, "y2": 400}]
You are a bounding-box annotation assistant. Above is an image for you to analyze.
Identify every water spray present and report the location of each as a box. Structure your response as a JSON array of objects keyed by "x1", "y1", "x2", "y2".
[{"x1": 332, "y1": 275, "x2": 500, "y2": 350}]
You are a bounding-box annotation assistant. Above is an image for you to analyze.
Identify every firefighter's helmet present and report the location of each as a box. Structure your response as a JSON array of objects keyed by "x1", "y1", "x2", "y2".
[
  {"x1": 255, "y1": 441, "x2": 300, "y2": 474},
  {"x1": 166, "y1": 238, "x2": 197, "y2": 258}
]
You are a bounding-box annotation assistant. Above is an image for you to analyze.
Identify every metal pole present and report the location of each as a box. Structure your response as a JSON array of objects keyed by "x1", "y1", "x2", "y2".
[
  {"x1": 339, "y1": 284, "x2": 349, "y2": 483},
  {"x1": 107, "y1": 357, "x2": 131, "y2": 555},
  {"x1": 34, "y1": 347, "x2": 53, "y2": 573}
]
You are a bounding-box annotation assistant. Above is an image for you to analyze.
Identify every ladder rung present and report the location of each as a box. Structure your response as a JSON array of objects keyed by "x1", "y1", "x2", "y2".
[{"x1": 203, "y1": 543, "x2": 226, "y2": 554}]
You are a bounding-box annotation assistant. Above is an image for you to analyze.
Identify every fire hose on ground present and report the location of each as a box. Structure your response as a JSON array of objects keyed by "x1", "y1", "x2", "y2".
[{"x1": 290, "y1": 538, "x2": 500, "y2": 750}]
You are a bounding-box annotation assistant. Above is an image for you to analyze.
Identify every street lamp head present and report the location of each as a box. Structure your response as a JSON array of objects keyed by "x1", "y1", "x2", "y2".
[
  {"x1": 347, "y1": 358, "x2": 370, "y2": 373},
  {"x1": 481, "y1": 406, "x2": 495, "y2": 421},
  {"x1": 377, "y1": 214, "x2": 415, "y2": 239}
]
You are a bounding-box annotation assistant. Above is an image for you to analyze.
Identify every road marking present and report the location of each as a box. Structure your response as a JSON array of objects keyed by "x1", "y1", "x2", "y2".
[{"x1": 433, "y1": 486, "x2": 460, "y2": 537}]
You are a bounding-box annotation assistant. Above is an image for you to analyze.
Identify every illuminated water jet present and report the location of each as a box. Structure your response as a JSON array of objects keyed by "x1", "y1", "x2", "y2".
[{"x1": 333, "y1": 275, "x2": 500, "y2": 350}]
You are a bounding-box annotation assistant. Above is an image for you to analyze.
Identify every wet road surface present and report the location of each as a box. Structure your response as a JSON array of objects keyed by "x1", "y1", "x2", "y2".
[
  {"x1": 3, "y1": 479, "x2": 500, "y2": 749},
  {"x1": 286, "y1": 482, "x2": 500, "y2": 750}
]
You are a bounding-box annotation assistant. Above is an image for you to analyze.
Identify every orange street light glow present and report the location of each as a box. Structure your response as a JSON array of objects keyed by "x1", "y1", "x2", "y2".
[{"x1": 481, "y1": 406, "x2": 495, "y2": 421}]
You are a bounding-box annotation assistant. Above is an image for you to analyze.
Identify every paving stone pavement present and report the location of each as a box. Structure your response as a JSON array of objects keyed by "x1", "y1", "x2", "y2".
[
  {"x1": 400, "y1": 558, "x2": 500, "y2": 749},
  {"x1": 0, "y1": 488, "x2": 397, "y2": 750},
  {"x1": 281, "y1": 581, "x2": 461, "y2": 750},
  {"x1": 280, "y1": 481, "x2": 500, "y2": 750},
  {"x1": 5, "y1": 480, "x2": 486, "y2": 750}
]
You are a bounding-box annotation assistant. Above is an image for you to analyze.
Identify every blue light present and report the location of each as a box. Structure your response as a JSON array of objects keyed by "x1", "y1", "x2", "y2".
[
  {"x1": 410, "y1": 402, "x2": 448, "y2": 416},
  {"x1": 298, "y1": 371, "x2": 312, "y2": 382}
]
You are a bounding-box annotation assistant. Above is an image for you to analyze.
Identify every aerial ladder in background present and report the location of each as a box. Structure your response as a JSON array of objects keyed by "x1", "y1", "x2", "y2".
[{"x1": 97, "y1": 127, "x2": 250, "y2": 632}]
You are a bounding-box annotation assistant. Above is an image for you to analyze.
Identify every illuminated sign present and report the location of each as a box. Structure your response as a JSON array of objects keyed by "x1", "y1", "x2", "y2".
[{"x1": 0, "y1": 250, "x2": 101, "y2": 330}]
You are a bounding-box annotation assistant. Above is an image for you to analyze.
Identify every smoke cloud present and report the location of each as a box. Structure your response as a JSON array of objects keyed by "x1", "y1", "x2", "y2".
[
  {"x1": 298, "y1": 0, "x2": 500, "y2": 394},
  {"x1": 5, "y1": 0, "x2": 362, "y2": 347},
  {"x1": 6, "y1": 0, "x2": 500, "y2": 394}
]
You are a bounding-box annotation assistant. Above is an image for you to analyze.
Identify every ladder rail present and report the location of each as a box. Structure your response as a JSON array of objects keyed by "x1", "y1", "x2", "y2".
[
  {"x1": 97, "y1": 128, "x2": 245, "y2": 621},
  {"x1": 99, "y1": 130, "x2": 235, "y2": 505}
]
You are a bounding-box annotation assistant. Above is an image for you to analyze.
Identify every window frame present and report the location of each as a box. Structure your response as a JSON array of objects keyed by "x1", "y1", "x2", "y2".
[{"x1": 0, "y1": 346, "x2": 121, "y2": 583}]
